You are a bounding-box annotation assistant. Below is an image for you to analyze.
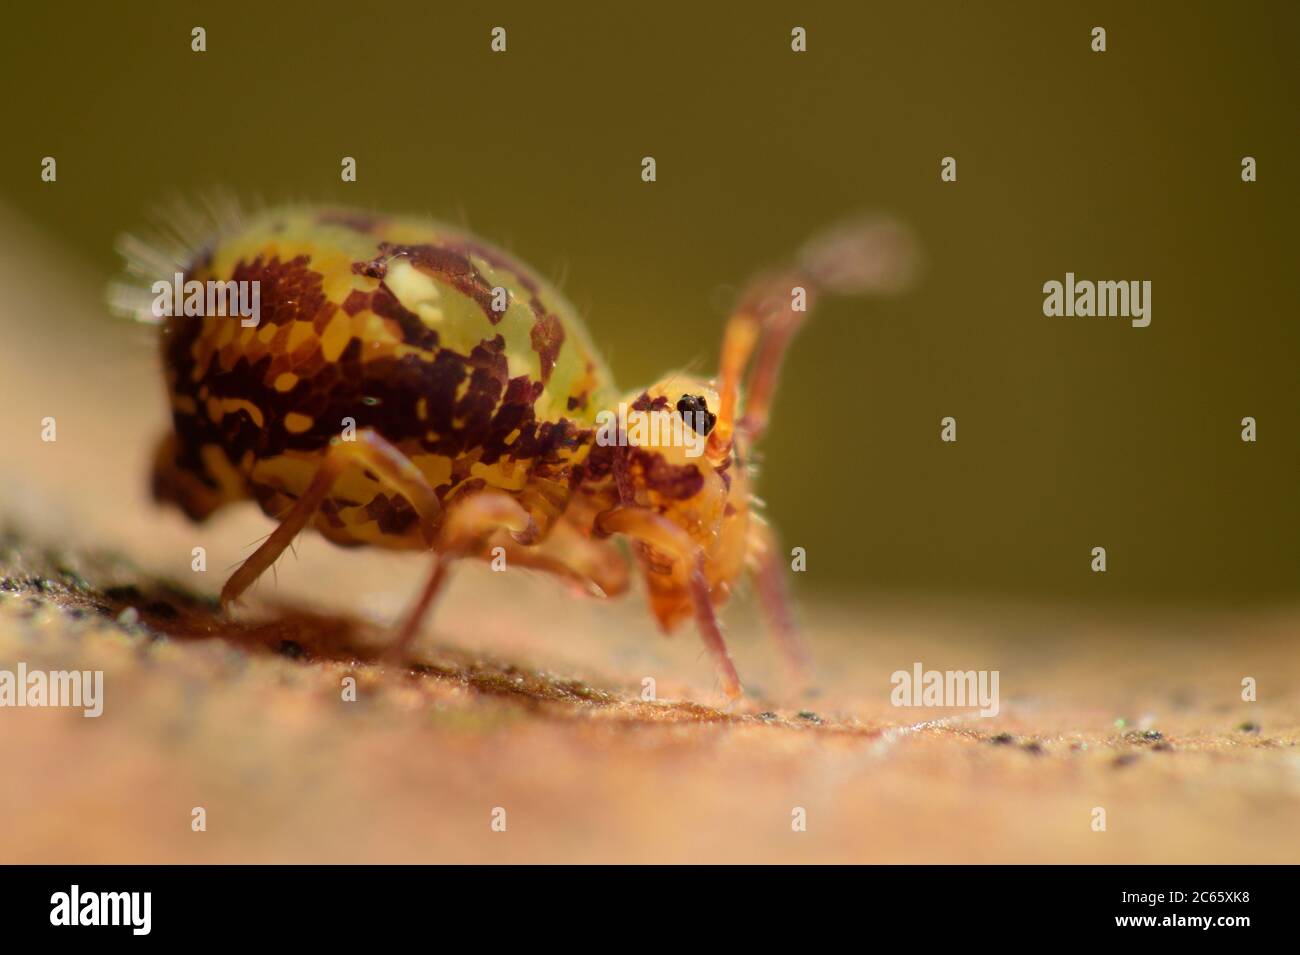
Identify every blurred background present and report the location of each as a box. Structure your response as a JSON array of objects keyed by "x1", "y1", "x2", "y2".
[{"x1": 1, "y1": 0, "x2": 1296, "y2": 609}]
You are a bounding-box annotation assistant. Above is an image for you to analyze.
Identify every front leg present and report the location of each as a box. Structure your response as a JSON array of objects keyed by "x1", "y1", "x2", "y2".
[
  {"x1": 596, "y1": 507, "x2": 743, "y2": 700},
  {"x1": 747, "y1": 518, "x2": 811, "y2": 682}
]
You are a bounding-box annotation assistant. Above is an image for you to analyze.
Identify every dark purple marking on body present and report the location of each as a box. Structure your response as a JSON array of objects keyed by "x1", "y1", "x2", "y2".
[
  {"x1": 530, "y1": 312, "x2": 565, "y2": 384},
  {"x1": 377, "y1": 242, "x2": 500, "y2": 324},
  {"x1": 319, "y1": 210, "x2": 383, "y2": 234},
  {"x1": 631, "y1": 392, "x2": 669, "y2": 413}
]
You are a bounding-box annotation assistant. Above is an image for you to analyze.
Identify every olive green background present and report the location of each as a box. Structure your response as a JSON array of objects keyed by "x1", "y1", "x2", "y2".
[{"x1": 1, "y1": 1, "x2": 1295, "y2": 606}]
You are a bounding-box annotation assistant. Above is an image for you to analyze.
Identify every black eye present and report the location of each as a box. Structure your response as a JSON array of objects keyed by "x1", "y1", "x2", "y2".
[{"x1": 676, "y1": 394, "x2": 717, "y2": 436}]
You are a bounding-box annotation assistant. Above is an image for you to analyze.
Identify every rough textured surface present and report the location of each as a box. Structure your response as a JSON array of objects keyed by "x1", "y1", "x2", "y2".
[
  {"x1": 1, "y1": 525, "x2": 1297, "y2": 864},
  {"x1": 1, "y1": 206, "x2": 1297, "y2": 864}
]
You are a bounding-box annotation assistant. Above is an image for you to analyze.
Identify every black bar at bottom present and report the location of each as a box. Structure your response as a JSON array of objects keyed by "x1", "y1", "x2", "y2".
[{"x1": 0, "y1": 864, "x2": 1279, "y2": 941}]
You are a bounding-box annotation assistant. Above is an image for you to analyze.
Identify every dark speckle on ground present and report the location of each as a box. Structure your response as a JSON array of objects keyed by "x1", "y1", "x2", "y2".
[{"x1": 277, "y1": 640, "x2": 306, "y2": 660}]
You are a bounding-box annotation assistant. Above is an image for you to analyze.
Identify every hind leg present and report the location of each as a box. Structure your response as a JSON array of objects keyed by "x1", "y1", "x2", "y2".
[{"x1": 221, "y1": 430, "x2": 440, "y2": 607}]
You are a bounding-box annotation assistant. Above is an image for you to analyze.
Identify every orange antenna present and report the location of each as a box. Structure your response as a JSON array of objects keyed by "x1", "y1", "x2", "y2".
[{"x1": 708, "y1": 215, "x2": 918, "y2": 457}]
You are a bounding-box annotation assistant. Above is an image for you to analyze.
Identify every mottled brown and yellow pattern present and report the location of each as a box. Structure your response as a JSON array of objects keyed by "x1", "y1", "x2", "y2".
[{"x1": 154, "y1": 207, "x2": 618, "y2": 548}]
